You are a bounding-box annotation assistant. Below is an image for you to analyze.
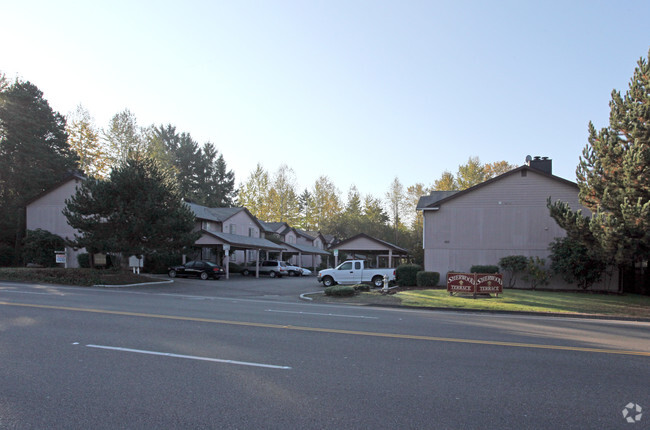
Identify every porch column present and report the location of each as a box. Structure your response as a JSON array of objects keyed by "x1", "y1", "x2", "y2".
[
  {"x1": 224, "y1": 244, "x2": 230, "y2": 280},
  {"x1": 389, "y1": 250, "x2": 393, "y2": 268},
  {"x1": 256, "y1": 249, "x2": 260, "y2": 278}
]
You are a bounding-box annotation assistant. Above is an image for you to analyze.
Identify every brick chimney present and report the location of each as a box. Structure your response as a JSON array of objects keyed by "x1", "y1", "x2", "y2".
[{"x1": 526, "y1": 156, "x2": 552, "y2": 175}]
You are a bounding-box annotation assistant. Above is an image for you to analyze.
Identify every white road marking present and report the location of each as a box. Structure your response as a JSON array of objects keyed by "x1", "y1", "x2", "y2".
[
  {"x1": 84, "y1": 344, "x2": 292, "y2": 370},
  {"x1": 0, "y1": 290, "x2": 64, "y2": 296},
  {"x1": 266, "y1": 309, "x2": 378, "y2": 319}
]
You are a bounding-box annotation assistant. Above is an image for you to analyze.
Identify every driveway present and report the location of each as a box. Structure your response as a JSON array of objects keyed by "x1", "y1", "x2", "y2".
[{"x1": 125, "y1": 273, "x2": 323, "y2": 301}]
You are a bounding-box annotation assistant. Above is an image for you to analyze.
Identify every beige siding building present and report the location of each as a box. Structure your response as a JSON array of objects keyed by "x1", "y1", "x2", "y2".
[
  {"x1": 25, "y1": 173, "x2": 86, "y2": 267},
  {"x1": 417, "y1": 160, "x2": 617, "y2": 290}
]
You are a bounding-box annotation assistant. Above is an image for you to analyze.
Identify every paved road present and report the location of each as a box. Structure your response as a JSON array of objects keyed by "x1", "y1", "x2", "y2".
[{"x1": 0, "y1": 278, "x2": 648, "y2": 429}]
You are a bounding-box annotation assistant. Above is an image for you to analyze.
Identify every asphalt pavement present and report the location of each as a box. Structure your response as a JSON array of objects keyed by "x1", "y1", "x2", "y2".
[{"x1": 0, "y1": 276, "x2": 648, "y2": 429}]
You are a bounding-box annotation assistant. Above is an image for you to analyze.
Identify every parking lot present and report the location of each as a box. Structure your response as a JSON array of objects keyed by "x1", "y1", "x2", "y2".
[{"x1": 128, "y1": 272, "x2": 324, "y2": 302}]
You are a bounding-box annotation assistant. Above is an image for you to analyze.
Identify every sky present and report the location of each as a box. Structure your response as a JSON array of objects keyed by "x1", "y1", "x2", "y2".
[{"x1": 1, "y1": 0, "x2": 649, "y2": 202}]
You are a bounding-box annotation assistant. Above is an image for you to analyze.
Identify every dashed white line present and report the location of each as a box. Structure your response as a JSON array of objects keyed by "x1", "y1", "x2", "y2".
[{"x1": 84, "y1": 344, "x2": 292, "y2": 370}]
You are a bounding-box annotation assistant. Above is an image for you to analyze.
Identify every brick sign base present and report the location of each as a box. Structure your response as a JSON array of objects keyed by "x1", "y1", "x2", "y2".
[{"x1": 447, "y1": 273, "x2": 503, "y2": 298}]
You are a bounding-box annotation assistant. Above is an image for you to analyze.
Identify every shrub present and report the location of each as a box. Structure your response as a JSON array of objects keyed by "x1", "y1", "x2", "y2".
[
  {"x1": 499, "y1": 255, "x2": 528, "y2": 288},
  {"x1": 416, "y1": 271, "x2": 440, "y2": 287},
  {"x1": 22, "y1": 229, "x2": 65, "y2": 267},
  {"x1": 549, "y1": 237, "x2": 605, "y2": 290},
  {"x1": 324, "y1": 285, "x2": 356, "y2": 296},
  {"x1": 143, "y1": 252, "x2": 182, "y2": 274},
  {"x1": 78, "y1": 253, "x2": 91, "y2": 268},
  {"x1": 353, "y1": 283, "x2": 370, "y2": 292},
  {"x1": 0, "y1": 243, "x2": 16, "y2": 267},
  {"x1": 470, "y1": 265, "x2": 499, "y2": 274},
  {"x1": 396, "y1": 264, "x2": 422, "y2": 287},
  {"x1": 522, "y1": 257, "x2": 551, "y2": 290}
]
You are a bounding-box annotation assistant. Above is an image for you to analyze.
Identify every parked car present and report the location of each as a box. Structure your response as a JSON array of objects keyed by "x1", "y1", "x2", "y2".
[
  {"x1": 241, "y1": 260, "x2": 288, "y2": 278},
  {"x1": 300, "y1": 268, "x2": 313, "y2": 276},
  {"x1": 283, "y1": 262, "x2": 303, "y2": 276},
  {"x1": 168, "y1": 260, "x2": 225, "y2": 280}
]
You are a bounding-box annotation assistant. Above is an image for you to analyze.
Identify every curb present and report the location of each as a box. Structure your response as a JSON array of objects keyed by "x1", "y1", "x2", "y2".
[
  {"x1": 93, "y1": 279, "x2": 174, "y2": 288},
  {"x1": 299, "y1": 291, "x2": 650, "y2": 323}
]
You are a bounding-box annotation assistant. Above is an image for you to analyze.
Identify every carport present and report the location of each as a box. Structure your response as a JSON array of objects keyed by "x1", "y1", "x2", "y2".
[
  {"x1": 329, "y1": 233, "x2": 409, "y2": 268},
  {"x1": 194, "y1": 230, "x2": 286, "y2": 279},
  {"x1": 280, "y1": 242, "x2": 331, "y2": 273}
]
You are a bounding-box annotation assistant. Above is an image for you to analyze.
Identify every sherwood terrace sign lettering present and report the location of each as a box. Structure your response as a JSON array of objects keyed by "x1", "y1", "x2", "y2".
[{"x1": 447, "y1": 273, "x2": 503, "y2": 297}]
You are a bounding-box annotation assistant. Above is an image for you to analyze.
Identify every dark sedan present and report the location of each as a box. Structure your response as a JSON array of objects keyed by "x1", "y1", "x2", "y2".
[{"x1": 168, "y1": 260, "x2": 225, "y2": 280}]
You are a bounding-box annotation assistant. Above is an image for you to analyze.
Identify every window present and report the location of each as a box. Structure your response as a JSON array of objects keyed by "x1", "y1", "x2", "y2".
[
  {"x1": 339, "y1": 262, "x2": 352, "y2": 270},
  {"x1": 355, "y1": 262, "x2": 361, "y2": 270},
  {"x1": 229, "y1": 224, "x2": 237, "y2": 234},
  {"x1": 249, "y1": 227, "x2": 255, "y2": 237}
]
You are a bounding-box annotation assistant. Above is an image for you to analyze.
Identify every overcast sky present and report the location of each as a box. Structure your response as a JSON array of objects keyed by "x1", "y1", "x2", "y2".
[{"x1": 1, "y1": 1, "x2": 649, "y2": 201}]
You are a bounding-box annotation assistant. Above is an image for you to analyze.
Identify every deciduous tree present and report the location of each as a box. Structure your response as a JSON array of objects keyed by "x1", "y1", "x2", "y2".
[{"x1": 67, "y1": 105, "x2": 109, "y2": 178}]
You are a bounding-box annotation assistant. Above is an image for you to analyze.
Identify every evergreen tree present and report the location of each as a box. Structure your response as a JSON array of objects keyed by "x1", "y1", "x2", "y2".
[
  {"x1": 148, "y1": 125, "x2": 235, "y2": 207},
  {"x1": 297, "y1": 189, "x2": 315, "y2": 230},
  {"x1": 64, "y1": 156, "x2": 198, "y2": 258},
  {"x1": 549, "y1": 49, "x2": 650, "y2": 291},
  {"x1": 309, "y1": 175, "x2": 341, "y2": 229},
  {"x1": 0, "y1": 79, "x2": 79, "y2": 256}
]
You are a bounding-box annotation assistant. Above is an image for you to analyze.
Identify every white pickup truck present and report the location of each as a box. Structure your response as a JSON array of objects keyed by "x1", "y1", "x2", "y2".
[{"x1": 318, "y1": 260, "x2": 396, "y2": 288}]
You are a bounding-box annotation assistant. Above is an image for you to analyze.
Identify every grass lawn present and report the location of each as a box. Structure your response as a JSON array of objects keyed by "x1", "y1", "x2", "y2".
[
  {"x1": 0, "y1": 267, "x2": 157, "y2": 287},
  {"x1": 394, "y1": 288, "x2": 650, "y2": 318}
]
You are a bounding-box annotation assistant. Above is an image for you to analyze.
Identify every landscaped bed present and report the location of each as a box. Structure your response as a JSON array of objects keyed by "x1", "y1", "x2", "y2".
[
  {"x1": 311, "y1": 288, "x2": 650, "y2": 319},
  {"x1": 0, "y1": 267, "x2": 157, "y2": 287}
]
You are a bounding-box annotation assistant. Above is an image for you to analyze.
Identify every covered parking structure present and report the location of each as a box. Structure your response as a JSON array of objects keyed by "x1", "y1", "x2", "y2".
[
  {"x1": 280, "y1": 242, "x2": 331, "y2": 272},
  {"x1": 329, "y1": 233, "x2": 409, "y2": 268},
  {"x1": 195, "y1": 230, "x2": 286, "y2": 279}
]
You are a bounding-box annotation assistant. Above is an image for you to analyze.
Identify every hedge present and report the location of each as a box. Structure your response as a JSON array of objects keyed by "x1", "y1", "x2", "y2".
[
  {"x1": 416, "y1": 271, "x2": 440, "y2": 287},
  {"x1": 396, "y1": 264, "x2": 422, "y2": 287},
  {"x1": 470, "y1": 265, "x2": 499, "y2": 274},
  {"x1": 324, "y1": 285, "x2": 356, "y2": 296}
]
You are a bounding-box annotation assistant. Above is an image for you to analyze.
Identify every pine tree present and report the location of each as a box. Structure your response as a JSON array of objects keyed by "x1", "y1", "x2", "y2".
[
  {"x1": 577, "y1": 49, "x2": 650, "y2": 266},
  {"x1": 64, "y1": 156, "x2": 198, "y2": 257},
  {"x1": 0, "y1": 79, "x2": 79, "y2": 256},
  {"x1": 549, "y1": 49, "x2": 650, "y2": 291}
]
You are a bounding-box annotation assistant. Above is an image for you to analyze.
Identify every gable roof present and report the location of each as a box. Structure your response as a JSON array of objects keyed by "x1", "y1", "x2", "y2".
[
  {"x1": 25, "y1": 171, "x2": 86, "y2": 206},
  {"x1": 187, "y1": 202, "x2": 264, "y2": 228},
  {"x1": 330, "y1": 233, "x2": 408, "y2": 254},
  {"x1": 416, "y1": 165, "x2": 578, "y2": 210},
  {"x1": 294, "y1": 228, "x2": 316, "y2": 241},
  {"x1": 260, "y1": 221, "x2": 291, "y2": 234}
]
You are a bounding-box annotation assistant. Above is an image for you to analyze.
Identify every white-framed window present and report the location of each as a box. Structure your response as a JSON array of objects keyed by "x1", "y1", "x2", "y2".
[
  {"x1": 229, "y1": 224, "x2": 237, "y2": 234},
  {"x1": 230, "y1": 252, "x2": 237, "y2": 262}
]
